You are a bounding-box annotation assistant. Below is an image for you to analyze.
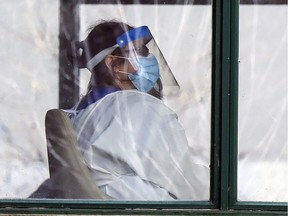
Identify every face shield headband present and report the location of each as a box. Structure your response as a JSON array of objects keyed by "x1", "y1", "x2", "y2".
[
  {"x1": 116, "y1": 26, "x2": 152, "y2": 48},
  {"x1": 86, "y1": 26, "x2": 152, "y2": 71}
]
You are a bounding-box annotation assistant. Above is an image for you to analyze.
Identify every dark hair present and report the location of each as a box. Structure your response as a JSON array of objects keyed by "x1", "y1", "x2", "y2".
[
  {"x1": 69, "y1": 21, "x2": 133, "y2": 92},
  {"x1": 149, "y1": 79, "x2": 163, "y2": 100}
]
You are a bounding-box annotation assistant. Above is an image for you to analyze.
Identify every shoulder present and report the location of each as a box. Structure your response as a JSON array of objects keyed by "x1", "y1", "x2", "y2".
[
  {"x1": 76, "y1": 90, "x2": 176, "y2": 120},
  {"x1": 73, "y1": 90, "x2": 180, "y2": 149}
]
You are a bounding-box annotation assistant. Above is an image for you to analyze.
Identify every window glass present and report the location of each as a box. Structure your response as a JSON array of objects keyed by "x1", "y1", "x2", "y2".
[
  {"x1": 0, "y1": 0, "x2": 59, "y2": 198},
  {"x1": 0, "y1": 1, "x2": 212, "y2": 201},
  {"x1": 77, "y1": 3, "x2": 212, "y2": 200},
  {"x1": 238, "y1": 1, "x2": 287, "y2": 202}
]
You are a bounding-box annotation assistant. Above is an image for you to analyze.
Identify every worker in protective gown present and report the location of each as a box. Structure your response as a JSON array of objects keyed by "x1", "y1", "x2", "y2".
[{"x1": 30, "y1": 21, "x2": 209, "y2": 200}]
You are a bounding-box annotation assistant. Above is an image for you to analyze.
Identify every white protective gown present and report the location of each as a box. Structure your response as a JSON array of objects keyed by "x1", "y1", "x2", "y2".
[{"x1": 73, "y1": 90, "x2": 209, "y2": 200}]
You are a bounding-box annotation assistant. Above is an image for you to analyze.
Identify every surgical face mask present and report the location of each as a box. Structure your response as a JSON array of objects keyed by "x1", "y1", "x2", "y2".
[{"x1": 118, "y1": 54, "x2": 160, "y2": 92}]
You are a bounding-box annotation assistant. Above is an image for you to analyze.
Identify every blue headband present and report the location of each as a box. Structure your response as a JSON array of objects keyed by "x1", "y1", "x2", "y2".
[
  {"x1": 86, "y1": 26, "x2": 152, "y2": 70},
  {"x1": 116, "y1": 26, "x2": 152, "y2": 48}
]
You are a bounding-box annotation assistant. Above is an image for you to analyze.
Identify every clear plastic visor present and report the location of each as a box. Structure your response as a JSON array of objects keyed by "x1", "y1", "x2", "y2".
[{"x1": 113, "y1": 26, "x2": 179, "y2": 96}]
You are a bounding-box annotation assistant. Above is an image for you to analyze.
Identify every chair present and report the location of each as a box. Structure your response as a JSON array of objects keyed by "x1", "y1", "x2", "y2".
[{"x1": 29, "y1": 109, "x2": 110, "y2": 199}]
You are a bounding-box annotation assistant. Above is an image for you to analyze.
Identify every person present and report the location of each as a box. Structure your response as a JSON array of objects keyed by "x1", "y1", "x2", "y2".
[{"x1": 67, "y1": 20, "x2": 209, "y2": 200}]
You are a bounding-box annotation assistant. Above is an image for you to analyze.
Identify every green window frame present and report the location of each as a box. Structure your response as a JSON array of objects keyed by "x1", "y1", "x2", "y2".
[{"x1": 0, "y1": 0, "x2": 286, "y2": 215}]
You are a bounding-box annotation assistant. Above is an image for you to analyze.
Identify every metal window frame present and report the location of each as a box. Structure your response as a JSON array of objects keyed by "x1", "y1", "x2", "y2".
[{"x1": 0, "y1": 0, "x2": 287, "y2": 215}]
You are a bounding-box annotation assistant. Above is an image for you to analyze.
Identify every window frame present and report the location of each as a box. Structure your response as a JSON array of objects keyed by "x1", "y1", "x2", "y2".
[{"x1": 0, "y1": 0, "x2": 286, "y2": 215}]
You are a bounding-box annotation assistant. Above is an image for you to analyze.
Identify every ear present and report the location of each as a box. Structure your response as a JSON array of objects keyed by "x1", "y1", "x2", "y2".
[{"x1": 104, "y1": 55, "x2": 114, "y2": 71}]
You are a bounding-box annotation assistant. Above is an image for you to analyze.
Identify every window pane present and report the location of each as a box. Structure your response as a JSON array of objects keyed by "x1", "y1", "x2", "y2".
[
  {"x1": 238, "y1": 2, "x2": 287, "y2": 201},
  {"x1": 0, "y1": 1, "x2": 212, "y2": 201},
  {"x1": 0, "y1": 0, "x2": 59, "y2": 198},
  {"x1": 75, "y1": 3, "x2": 212, "y2": 201}
]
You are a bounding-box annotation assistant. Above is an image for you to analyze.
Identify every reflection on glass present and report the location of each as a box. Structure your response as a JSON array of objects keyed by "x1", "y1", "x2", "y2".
[
  {"x1": 0, "y1": 1, "x2": 212, "y2": 200},
  {"x1": 0, "y1": 0, "x2": 58, "y2": 198},
  {"x1": 238, "y1": 2, "x2": 287, "y2": 201}
]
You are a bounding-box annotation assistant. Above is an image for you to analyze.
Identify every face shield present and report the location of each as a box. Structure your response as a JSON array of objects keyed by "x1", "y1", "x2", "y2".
[
  {"x1": 115, "y1": 26, "x2": 179, "y2": 96},
  {"x1": 86, "y1": 26, "x2": 179, "y2": 96}
]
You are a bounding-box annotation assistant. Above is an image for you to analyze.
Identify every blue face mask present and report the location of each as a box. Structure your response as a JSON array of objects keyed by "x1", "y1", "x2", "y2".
[{"x1": 128, "y1": 54, "x2": 159, "y2": 92}]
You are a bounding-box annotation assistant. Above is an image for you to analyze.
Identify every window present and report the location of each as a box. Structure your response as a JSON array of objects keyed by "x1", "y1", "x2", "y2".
[
  {"x1": 238, "y1": 0, "x2": 287, "y2": 203},
  {"x1": 0, "y1": 0, "x2": 286, "y2": 215}
]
